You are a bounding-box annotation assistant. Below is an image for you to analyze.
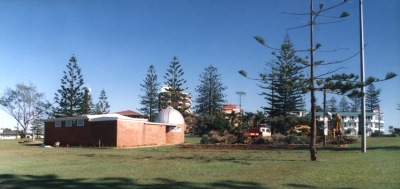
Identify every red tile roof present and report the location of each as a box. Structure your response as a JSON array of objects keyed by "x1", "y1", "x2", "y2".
[
  {"x1": 222, "y1": 104, "x2": 237, "y2": 110},
  {"x1": 114, "y1": 110, "x2": 143, "y2": 116}
]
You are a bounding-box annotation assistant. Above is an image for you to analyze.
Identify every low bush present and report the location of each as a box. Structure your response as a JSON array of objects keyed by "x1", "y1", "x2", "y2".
[
  {"x1": 344, "y1": 136, "x2": 358, "y2": 144},
  {"x1": 252, "y1": 136, "x2": 267, "y2": 144},
  {"x1": 225, "y1": 134, "x2": 237, "y2": 144},
  {"x1": 200, "y1": 136, "x2": 210, "y2": 144},
  {"x1": 271, "y1": 133, "x2": 286, "y2": 144}
]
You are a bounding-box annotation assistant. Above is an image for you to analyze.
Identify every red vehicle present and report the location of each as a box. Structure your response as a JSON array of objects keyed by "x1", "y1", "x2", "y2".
[{"x1": 244, "y1": 127, "x2": 271, "y2": 138}]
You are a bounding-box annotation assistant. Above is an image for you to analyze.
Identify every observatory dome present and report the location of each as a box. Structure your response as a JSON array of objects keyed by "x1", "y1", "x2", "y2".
[{"x1": 155, "y1": 106, "x2": 185, "y2": 125}]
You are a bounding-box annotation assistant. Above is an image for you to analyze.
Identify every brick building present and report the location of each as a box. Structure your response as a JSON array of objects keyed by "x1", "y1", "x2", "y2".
[{"x1": 44, "y1": 107, "x2": 185, "y2": 147}]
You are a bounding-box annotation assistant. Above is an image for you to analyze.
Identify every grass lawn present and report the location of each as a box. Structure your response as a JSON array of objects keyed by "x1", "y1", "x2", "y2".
[{"x1": 0, "y1": 136, "x2": 399, "y2": 189}]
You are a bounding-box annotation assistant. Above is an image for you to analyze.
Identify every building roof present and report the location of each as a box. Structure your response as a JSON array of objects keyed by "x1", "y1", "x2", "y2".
[
  {"x1": 114, "y1": 110, "x2": 143, "y2": 116},
  {"x1": 44, "y1": 114, "x2": 148, "y2": 122},
  {"x1": 155, "y1": 106, "x2": 185, "y2": 125},
  {"x1": 114, "y1": 110, "x2": 143, "y2": 117},
  {"x1": 223, "y1": 104, "x2": 237, "y2": 110}
]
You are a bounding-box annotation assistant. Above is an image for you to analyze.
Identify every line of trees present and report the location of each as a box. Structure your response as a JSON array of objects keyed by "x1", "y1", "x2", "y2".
[
  {"x1": 52, "y1": 55, "x2": 110, "y2": 117},
  {"x1": 0, "y1": 55, "x2": 111, "y2": 138},
  {"x1": 138, "y1": 58, "x2": 229, "y2": 136},
  {"x1": 239, "y1": 0, "x2": 396, "y2": 161},
  {"x1": 322, "y1": 83, "x2": 381, "y2": 113}
]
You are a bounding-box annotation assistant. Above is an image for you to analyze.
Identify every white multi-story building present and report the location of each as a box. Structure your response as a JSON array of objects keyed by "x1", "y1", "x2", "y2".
[
  {"x1": 315, "y1": 111, "x2": 384, "y2": 136},
  {"x1": 158, "y1": 85, "x2": 192, "y2": 114}
]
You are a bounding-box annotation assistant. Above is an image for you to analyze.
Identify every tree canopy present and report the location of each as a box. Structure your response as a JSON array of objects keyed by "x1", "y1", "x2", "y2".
[
  {"x1": 0, "y1": 82, "x2": 51, "y2": 138},
  {"x1": 194, "y1": 65, "x2": 227, "y2": 116},
  {"x1": 138, "y1": 65, "x2": 160, "y2": 121},
  {"x1": 53, "y1": 55, "x2": 86, "y2": 117}
]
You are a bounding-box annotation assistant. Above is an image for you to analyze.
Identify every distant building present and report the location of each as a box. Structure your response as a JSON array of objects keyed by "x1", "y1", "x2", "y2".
[
  {"x1": 158, "y1": 85, "x2": 192, "y2": 114},
  {"x1": 222, "y1": 104, "x2": 243, "y2": 126},
  {"x1": 0, "y1": 128, "x2": 20, "y2": 139},
  {"x1": 315, "y1": 111, "x2": 384, "y2": 136},
  {"x1": 0, "y1": 128, "x2": 43, "y2": 139},
  {"x1": 115, "y1": 110, "x2": 144, "y2": 118}
]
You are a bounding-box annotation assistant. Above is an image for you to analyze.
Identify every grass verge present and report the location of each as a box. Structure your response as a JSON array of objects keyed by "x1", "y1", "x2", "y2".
[{"x1": 0, "y1": 137, "x2": 399, "y2": 189}]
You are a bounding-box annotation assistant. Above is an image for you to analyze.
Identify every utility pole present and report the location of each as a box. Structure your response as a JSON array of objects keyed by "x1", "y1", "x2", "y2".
[
  {"x1": 378, "y1": 105, "x2": 381, "y2": 137},
  {"x1": 309, "y1": 0, "x2": 317, "y2": 161},
  {"x1": 236, "y1": 91, "x2": 246, "y2": 126},
  {"x1": 236, "y1": 91, "x2": 246, "y2": 110},
  {"x1": 359, "y1": 0, "x2": 367, "y2": 153}
]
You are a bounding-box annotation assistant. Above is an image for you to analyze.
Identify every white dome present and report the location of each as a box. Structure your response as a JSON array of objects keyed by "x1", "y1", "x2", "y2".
[{"x1": 155, "y1": 106, "x2": 185, "y2": 125}]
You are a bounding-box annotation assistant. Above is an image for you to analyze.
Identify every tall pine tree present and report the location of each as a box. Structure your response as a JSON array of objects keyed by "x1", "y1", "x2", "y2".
[
  {"x1": 328, "y1": 96, "x2": 338, "y2": 112},
  {"x1": 261, "y1": 34, "x2": 306, "y2": 116},
  {"x1": 339, "y1": 96, "x2": 350, "y2": 112},
  {"x1": 350, "y1": 97, "x2": 361, "y2": 112},
  {"x1": 94, "y1": 89, "x2": 110, "y2": 114},
  {"x1": 53, "y1": 55, "x2": 85, "y2": 117},
  {"x1": 194, "y1": 65, "x2": 227, "y2": 116},
  {"x1": 82, "y1": 87, "x2": 94, "y2": 114},
  {"x1": 163, "y1": 56, "x2": 188, "y2": 114},
  {"x1": 366, "y1": 83, "x2": 380, "y2": 112},
  {"x1": 138, "y1": 65, "x2": 160, "y2": 121}
]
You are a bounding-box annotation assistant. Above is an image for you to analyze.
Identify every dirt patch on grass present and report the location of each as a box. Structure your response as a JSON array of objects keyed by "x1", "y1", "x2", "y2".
[
  {"x1": 180, "y1": 144, "x2": 310, "y2": 150},
  {"x1": 19, "y1": 141, "x2": 43, "y2": 146}
]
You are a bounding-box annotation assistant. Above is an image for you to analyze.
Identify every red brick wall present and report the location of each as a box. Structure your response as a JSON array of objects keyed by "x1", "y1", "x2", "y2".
[
  {"x1": 44, "y1": 119, "x2": 185, "y2": 147},
  {"x1": 166, "y1": 124, "x2": 185, "y2": 144},
  {"x1": 116, "y1": 121, "x2": 144, "y2": 147},
  {"x1": 142, "y1": 123, "x2": 166, "y2": 146},
  {"x1": 44, "y1": 120, "x2": 117, "y2": 147}
]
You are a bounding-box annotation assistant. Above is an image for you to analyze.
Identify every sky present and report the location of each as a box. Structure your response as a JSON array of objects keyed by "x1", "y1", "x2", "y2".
[{"x1": 0, "y1": 0, "x2": 399, "y2": 132}]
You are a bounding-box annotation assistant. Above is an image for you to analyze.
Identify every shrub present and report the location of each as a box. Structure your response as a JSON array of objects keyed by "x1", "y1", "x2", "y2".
[
  {"x1": 209, "y1": 136, "x2": 219, "y2": 144},
  {"x1": 225, "y1": 134, "x2": 237, "y2": 144},
  {"x1": 271, "y1": 133, "x2": 286, "y2": 144},
  {"x1": 344, "y1": 136, "x2": 358, "y2": 144},
  {"x1": 236, "y1": 135, "x2": 248, "y2": 144},
  {"x1": 252, "y1": 136, "x2": 267, "y2": 144},
  {"x1": 200, "y1": 136, "x2": 210, "y2": 144},
  {"x1": 371, "y1": 131, "x2": 384, "y2": 137},
  {"x1": 285, "y1": 135, "x2": 297, "y2": 144}
]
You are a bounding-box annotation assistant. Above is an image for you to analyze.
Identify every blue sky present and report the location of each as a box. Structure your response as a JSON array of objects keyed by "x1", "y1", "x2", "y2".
[{"x1": 1, "y1": 0, "x2": 399, "y2": 132}]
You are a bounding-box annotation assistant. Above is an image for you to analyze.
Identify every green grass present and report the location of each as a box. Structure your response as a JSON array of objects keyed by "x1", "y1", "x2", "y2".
[{"x1": 0, "y1": 137, "x2": 399, "y2": 189}]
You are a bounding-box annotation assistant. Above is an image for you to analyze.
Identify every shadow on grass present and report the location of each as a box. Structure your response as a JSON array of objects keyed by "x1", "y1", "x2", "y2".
[
  {"x1": 284, "y1": 183, "x2": 318, "y2": 188},
  {"x1": 0, "y1": 174, "x2": 268, "y2": 189},
  {"x1": 320, "y1": 146, "x2": 400, "y2": 151}
]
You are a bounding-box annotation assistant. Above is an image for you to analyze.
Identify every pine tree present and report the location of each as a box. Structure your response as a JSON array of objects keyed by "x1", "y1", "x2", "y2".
[
  {"x1": 194, "y1": 65, "x2": 227, "y2": 116},
  {"x1": 94, "y1": 89, "x2": 110, "y2": 114},
  {"x1": 366, "y1": 83, "x2": 380, "y2": 112},
  {"x1": 339, "y1": 96, "x2": 350, "y2": 112},
  {"x1": 328, "y1": 96, "x2": 338, "y2": 112},
  {"x1": 239, "y1": 0, "x2": 396, "y2": 161},
  {"x1": 138, "y1": 65, "x2": 160, "y2": 121},
  {"x1": 350, "y1": 97, "x2": 361, "y2": 112},
  {"x1": 82, "y1": 87, "x2": 94, "y2": 114},
  {"x1": 53, "y1": 55, "x2": 85, "y2": 117},
  {"x1": 260, "y1": 34, "x2": 306, "y2": 116},
  {"x1": 163, "y1": 56, "x2": 188, "y2": 114}
]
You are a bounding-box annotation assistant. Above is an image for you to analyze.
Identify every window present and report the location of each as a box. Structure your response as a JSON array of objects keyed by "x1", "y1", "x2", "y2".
[
  {"x1": 77, "y1": 119, "x2": 84, "y2": 126},
  {"x1": 169, "y1": 126, "x2": 182, "y2": 132},
  {"x1": 66, "y1": 120, "x2": 73, "y2": 127},
  {"x1": 55, "y1": 121, "x2": 61, "y2": 127}
]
